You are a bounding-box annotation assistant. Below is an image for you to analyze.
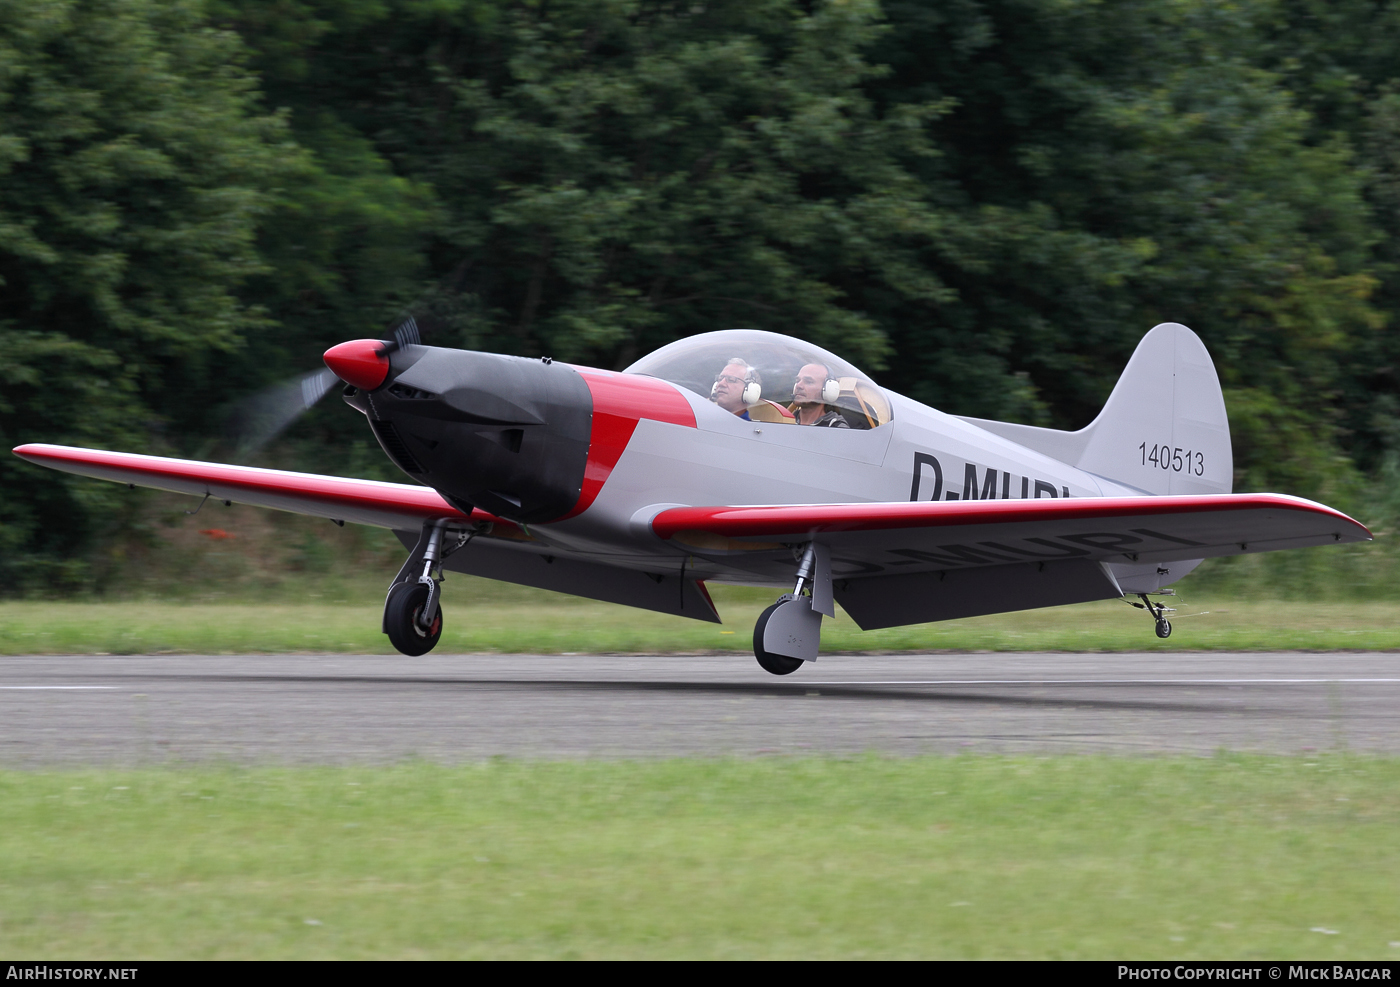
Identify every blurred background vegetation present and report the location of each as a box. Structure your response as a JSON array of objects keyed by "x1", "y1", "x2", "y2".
[{"x1": 4, "y1": 0, "x2": 1400, "y2": 599}]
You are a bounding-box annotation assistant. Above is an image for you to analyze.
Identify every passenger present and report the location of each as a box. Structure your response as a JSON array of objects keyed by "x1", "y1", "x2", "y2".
[
  {"x1": 712, "y1": 358, "x2": 761, "y2": 419},
  {"x1": 791, "y1": 363, "x2": 850, "y2": 427}
]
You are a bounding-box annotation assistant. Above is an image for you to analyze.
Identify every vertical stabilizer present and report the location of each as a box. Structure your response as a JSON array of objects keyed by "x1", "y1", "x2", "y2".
[
  {"x1": 959, "y1": 323, "x2": 1232, "y2": 495},
  {"x1": 1076, "y1": 323, "x2": 1232, "y2": 495}
]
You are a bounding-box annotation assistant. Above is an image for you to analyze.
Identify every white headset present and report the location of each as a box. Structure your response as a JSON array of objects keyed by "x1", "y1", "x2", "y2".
[
  {"x1": 796, "y1": 370, "x2": 841, "y2": 405},
  {"x1": 712, "y1": 367, "x2": 763, "y2": 406}
]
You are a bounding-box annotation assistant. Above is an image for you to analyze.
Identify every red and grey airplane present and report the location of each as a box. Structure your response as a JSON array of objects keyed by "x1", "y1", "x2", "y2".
[{"x1": 13, "y1": 323, "x2": 1371, "y2": 673}]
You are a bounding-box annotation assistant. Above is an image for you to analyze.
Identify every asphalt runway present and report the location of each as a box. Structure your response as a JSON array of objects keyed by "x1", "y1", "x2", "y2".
[{"x1": 3, "y1": 651, "x2": 1399, "y2": 764}]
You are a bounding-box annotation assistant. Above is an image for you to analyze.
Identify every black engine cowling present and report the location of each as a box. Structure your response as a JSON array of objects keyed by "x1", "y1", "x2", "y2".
[{"x1": 343, "y1": 346, "x2": 592, "y2": 524}]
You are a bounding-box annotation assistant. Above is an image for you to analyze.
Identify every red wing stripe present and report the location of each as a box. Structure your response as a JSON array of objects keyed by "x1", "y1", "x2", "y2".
[
  {"x1": 652, "y1": 494, "x2": 1371, "y2": 540},
  {"x1": 12, "y1": 444, "x2": 514, "y2": 531}
]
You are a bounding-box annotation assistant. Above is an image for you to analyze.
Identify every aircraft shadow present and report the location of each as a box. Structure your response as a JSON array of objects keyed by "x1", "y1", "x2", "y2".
[{"x1": 87, "y1": 671, "x2": 1266, "y2": 716}]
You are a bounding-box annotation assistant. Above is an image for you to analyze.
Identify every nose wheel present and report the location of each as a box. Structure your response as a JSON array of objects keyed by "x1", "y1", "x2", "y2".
[
  {"x1": 1155, "y1": 617, "x2": 1172, "y2": 639},
  {"x1": 385, "y1": 581, "x2": 443, "y2": 655},
  {"x1": 382, "y1": 518, "x2": 478, "y2": 656}
]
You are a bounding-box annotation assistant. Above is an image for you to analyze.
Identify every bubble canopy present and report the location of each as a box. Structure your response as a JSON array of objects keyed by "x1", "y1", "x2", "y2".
[{"x1": 623, "y1": 330, "x2": 892, "y2": 429}]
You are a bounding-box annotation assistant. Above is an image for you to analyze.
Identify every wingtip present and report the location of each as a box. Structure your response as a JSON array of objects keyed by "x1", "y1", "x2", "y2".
[{"x1": 12, "y1": 442, "x2": 50, "y2": 460}]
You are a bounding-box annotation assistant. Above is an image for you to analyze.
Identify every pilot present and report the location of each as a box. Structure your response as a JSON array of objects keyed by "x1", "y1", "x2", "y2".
[
  {"x1": 791, "y1": 363, "x2": 850, "y2": 427},
  {"x1": 712, "y1": 358, "x2": 761, "y2": 419}
]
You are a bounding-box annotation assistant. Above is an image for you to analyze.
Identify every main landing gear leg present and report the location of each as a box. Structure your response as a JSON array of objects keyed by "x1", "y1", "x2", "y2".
[
  {"x1": 383, "y1": 519, "x2": 475, "y2": 656},
  {"x1": 752, "y1": 542, "x2": 833, "y2": 675}
]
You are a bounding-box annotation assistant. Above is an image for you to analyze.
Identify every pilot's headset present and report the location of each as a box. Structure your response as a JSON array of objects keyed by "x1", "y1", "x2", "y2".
[
  {"x1": 798, "y1": 365, "x2": 841, "y2": 405},
  {"x1": 712, "y1": 360, "x2": 763, "y2": 405}
]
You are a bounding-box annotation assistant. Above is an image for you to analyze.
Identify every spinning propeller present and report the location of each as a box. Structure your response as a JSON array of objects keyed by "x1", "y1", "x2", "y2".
[{"x1": 226, "y1": 318, "x2": 422, "y2": 457}]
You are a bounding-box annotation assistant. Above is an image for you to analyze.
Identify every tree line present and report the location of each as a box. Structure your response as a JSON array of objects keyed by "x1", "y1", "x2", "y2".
[{"x1": 3, "y1": 0, "x2": 1399, "y2": 590}]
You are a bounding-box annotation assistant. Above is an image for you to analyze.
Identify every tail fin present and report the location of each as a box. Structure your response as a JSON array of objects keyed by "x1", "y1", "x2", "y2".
[{"x1": 959, "y1": 323, "x2": 1233, "y2": 495}]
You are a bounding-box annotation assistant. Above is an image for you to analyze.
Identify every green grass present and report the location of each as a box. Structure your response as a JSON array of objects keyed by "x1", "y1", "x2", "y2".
[
  {"x1": 5, "y1": 587, "x2": 1400, "y2": 654},
  {"x1": 1, "y1": 756, "x2": 1398, "y2": 958}
]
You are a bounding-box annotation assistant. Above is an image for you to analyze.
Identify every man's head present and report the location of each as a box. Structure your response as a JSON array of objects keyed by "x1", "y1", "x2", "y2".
[
  {"x1": 793, "y1": 363, "x2": 833, "y2": 407},
  {"x1": 712, "y1": 359, "x2": 759, "y2": 414}
]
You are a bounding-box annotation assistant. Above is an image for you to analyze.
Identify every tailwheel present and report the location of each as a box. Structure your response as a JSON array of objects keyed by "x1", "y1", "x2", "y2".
[
  {"x1": 1130, "y1": 593, "x2": 1177, "y2": 641},
  {"x1": 385, "y1": 581, "x2": 443, "y2": 656},
  {"x1": 753, "y1": 601, "x2": 803, "y2": 676}
]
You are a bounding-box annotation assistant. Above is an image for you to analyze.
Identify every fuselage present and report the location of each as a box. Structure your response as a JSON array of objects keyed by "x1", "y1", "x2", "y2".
[{"x1": 346, "y1": 338, "x2": 1170, "y2": 591}]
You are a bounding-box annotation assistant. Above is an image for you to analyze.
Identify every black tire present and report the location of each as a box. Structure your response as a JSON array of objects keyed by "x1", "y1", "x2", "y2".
[
  {"x1": 1155, "y1": 618, "x2": 1172, "y2": 639},
  {"x1": 385, "y1": 581, "x2": 443, "y2": 656},
  {"x1": 753, "y1": 601, "x2": 804, "y2": 675}
]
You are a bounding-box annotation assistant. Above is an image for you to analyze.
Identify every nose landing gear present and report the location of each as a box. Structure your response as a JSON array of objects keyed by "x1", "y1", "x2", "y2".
[{"x1": 383, "y1": 518, "x2": 478, "y2": 656}]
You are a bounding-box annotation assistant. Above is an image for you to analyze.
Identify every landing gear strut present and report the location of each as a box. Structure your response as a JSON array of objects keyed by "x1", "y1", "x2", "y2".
[
  {"x1": 752, "y1": 542, "x2": 832, "y2": 675},
  {"x1": 383, "y1": 519, "x2": 476, "y2": 656}
]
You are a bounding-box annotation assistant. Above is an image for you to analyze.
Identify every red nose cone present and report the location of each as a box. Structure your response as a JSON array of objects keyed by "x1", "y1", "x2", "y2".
[{"x1": 324, "y1": 339, "x2": 390, "y2": 390}]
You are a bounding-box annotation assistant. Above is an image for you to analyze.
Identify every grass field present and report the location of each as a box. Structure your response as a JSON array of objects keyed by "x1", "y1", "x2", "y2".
[
  {"x1": 1, "y1": 755, "x2": 1397, "y2": 959},
  {"x1": 4, "y1": 583, "x2": 1400, "y2": 654}
]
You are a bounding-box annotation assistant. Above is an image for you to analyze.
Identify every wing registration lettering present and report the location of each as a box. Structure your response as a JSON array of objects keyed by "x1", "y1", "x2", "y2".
[
  {"x1": 888, "y1": 545, "x2": 1022, "y2": 567},
  {"x1": 978, "y1": 539, "x2": 1090, "y2": 559}
]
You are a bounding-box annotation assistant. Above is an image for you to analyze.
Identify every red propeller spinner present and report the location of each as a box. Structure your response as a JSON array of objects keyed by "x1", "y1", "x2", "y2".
[{"x1": 324, "y1": 339, "x2": 390, "y2": 391}]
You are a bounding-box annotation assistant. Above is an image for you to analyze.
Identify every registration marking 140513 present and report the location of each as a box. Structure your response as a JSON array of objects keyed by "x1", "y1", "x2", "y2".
[{"x1": 1140, "y1": 443, "x2": 1204, "y2": 476}]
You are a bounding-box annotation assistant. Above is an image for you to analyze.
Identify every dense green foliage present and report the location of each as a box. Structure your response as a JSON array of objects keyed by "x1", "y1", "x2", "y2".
[
  {"x1": 0, "y1": 0, "x2": 292, "y2": 586},
  {"x1": 3, "y1": 0, "x2": 1400, "y2": 592},
  {"x1": 871, "y1": 0, "x2": 1385, "y2": 498}
]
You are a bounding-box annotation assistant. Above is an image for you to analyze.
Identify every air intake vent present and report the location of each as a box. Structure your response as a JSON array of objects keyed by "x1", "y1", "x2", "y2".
[
  {"x1": 369, "y1": 419, "x2": 425, "y2": 474},
  {"x1": 493, "y1": 428, "x2": 524, "y2": 454}
]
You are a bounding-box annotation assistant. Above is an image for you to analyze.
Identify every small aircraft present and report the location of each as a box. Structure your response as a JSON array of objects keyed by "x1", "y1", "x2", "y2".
[{"x1": 13, "y1": 322, "x2": 1371, "y2": 673}]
